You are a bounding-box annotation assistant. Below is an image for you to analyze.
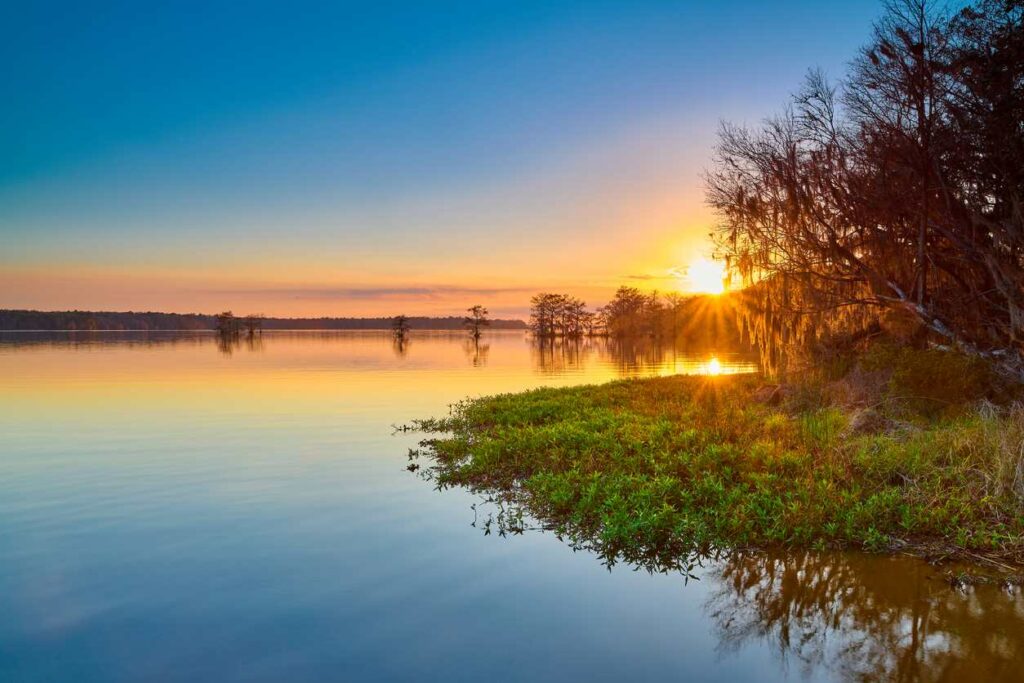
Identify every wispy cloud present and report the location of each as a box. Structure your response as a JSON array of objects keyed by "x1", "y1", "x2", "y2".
[
  {"x1": 625, "y1": 266, "x2": 687, "y2": 281},
  {"x1": 627, "y1": 274, "x2": 672, "y2": 281}
]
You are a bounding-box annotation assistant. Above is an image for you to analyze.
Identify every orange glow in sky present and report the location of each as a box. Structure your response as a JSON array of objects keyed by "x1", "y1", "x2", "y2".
[{"x1": 1, "y1": 2, "x2": 883, "y2": 320}]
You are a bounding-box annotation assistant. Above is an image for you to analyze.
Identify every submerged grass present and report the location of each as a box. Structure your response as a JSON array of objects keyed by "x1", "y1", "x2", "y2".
[{"x1": 413, "y1": 373, "x2": 1024, "y2": 568}]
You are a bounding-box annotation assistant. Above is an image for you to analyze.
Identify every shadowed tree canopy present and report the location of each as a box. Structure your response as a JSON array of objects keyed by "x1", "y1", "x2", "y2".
[{"x1": 708, "y1": 0, "x2": 1024, "y2": 376}]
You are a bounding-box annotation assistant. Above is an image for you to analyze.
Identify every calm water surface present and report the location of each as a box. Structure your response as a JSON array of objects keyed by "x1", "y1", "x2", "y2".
[{"x1": 1, "y1": 331, "x2": 1020, "y2": 682}]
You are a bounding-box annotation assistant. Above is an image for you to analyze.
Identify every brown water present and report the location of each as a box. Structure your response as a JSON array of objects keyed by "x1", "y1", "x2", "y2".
[{"x1": 1, "y1": 330, "x2": 1020, "y2": 682}]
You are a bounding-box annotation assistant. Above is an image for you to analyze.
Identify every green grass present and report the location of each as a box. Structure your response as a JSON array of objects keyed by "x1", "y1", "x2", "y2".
[{"x1": 413, "y1": 374, "x2": 1024, "y2": 569}]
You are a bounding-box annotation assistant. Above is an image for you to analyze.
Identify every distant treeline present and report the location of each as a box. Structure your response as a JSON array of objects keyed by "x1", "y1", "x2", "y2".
[
  {"x1": 0, "y1": 310, "x2": 527, "y2": 331},
  {"x1": 261, "y1": 316, "x2": 526, "y2": 330}
]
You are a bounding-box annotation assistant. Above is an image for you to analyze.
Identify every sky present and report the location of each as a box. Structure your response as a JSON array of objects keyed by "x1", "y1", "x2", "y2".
[{"x1": 1, "y1": 0, "x2": 884, "y2": 319}]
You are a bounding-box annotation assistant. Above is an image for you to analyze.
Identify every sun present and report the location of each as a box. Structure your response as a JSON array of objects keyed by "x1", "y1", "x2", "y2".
[{"x1": 685, "y1": 257, "x2": 726, "y2": 295}]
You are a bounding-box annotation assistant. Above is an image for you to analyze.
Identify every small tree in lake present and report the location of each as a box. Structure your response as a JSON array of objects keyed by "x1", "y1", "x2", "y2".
[
  {"x1": 215, "y1": 311, "x2": 241, "y2": 337},
  {"x1": 562, "y1": 297, "x2": 589, "y2": 338},
  {"x1": 600, "y1": 287, "x2": 649, "y2": 338},
  {"x1": 392, "y1": 314, "x2": 412, "y2": 341},
  {"x1": 242, "y1": 314, "x2": 264, "y2": 337},
  {"x1": 529, "y1": 293, "x2": 556, "y2": 337},
  {"x1": 528, "y1": 293, "x2": 600, "y2": 337},
  {"x1": 464, "y1": 305, "x2": 490, "y2": 339}
]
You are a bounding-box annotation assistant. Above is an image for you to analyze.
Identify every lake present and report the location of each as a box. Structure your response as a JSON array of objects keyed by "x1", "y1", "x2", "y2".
[{"x1": 1, "y1": 331, "x2": 1020, "y2": 682}]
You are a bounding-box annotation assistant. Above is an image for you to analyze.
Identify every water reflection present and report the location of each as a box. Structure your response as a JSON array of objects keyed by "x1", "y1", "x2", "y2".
[
  {"x1": 215, "y1": 332, "x2": 265, "y2": 355},
  {"x1": 530, "y1": 336, "x2": 756, "y2": 376},
  {"x1": 1, "y1": 329, "x2": 1018, "y2": 682},
  {"x1": 0, "y1": 331, "x2": 759, "y2": 379},
  {"x1": 0, "y1": 330, "x2": 210, "y2": 351},
  {"x1": 450, "y1": 499, "x2": 1024, "y2": 682},
  {"x1": 463, "y1": 338, "x2": 490, "y2": 367},
  {"x1": 392, "y1": 336, "x2": 410, "y2": 357},
  {"x1": 531, "y1": 337, "x2": 588, "y2": 374},
  {"x1": 709, "y1": 551, "x2": 1024, "y2": 682}
]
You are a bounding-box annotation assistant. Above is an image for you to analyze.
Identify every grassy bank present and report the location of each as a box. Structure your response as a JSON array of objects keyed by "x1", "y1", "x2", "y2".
[{"x1": 412, "y1": 363, "x2": 1024, "y2": 570}]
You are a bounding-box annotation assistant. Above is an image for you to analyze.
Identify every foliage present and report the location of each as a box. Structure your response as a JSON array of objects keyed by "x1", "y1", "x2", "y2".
[
  {"x1": 529, "y1": 293, "x2": 593, "y2": 337},
  {"x1": 413, "y1": 372, "x2": 1024, "y2": 567},
  {"x1": 600, "y1": 286, "x2": 652, "y2": 337},
  {"x1": 527, "y1": 288, "x2": 747, "y2": 348},
  {"x1": 707, "y1": 0, "x2": 1024, "y2": 376},
  {"x1": 860, "y1": 343, "x2": 997, "y2": 416}
]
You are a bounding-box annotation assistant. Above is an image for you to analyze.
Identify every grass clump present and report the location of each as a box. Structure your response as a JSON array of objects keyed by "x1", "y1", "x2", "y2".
[
  {"x1": 859, "y1": 344, "x2": 998, "y2": 417},
  {"x1": 413, "y1": 369, "x2": 1024, "y2": 569}
]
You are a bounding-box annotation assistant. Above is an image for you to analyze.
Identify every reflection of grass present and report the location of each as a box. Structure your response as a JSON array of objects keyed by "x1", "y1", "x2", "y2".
[{"x1": 413, "y1": 374, "x2": 1024, "y2": 566}]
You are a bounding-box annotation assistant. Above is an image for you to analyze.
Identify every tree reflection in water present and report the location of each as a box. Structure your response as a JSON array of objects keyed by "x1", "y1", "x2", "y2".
[
  {"x1": 707, "y1": 550, "x2": 1024, "y2": 682},
  {"x1": 529, "y1": 336, "x2": 757, "y2": 376},
  {"x1": 530, "y1": 337, "x2": 589, "y2": 374},
  {"x1": 463, "y1": 338, "x2": 490, "y2": 367},
  {"x1": 216, "y1": 332, "x2": 264, "y2": 355},
  {"x1": 440, "y1": 495, "x2": 1024, "y2": 682},
  {"x1": 531, "y1": 337, "x2": 673, "y2": 376},
  {"x1": 391, "y1": 336, "x2": 409, "y2": 358}
]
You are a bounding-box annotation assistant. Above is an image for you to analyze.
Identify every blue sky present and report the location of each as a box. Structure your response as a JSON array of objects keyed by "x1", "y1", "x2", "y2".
[{"x1": 2, "y1": 0, "x2": 883, "y2": 316}]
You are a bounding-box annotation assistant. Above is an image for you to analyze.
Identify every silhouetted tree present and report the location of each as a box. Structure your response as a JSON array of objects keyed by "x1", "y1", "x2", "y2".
[
  {"x1": 529, "y1": 293, "x2": 562, "y2": 337},
  {"x1": 215, "y1": 311, "x2": 241, "y2": 337},
  {"x1": 463, "y1": 305, "x2": 490, "y2": 339},
  {"x1": 600, "y1": 287, "x2": 649, "y2": 337},
  {"x1": 242, "y1": 314, "x2": 264, "y2": 337},
  {"x1": 708, "y1": 0, "x2": 1024, "y2": 376},
  {"x1": 392, "y1": 314, "x2": 411, "y2": 341},
  {"x1": 529, "y1": 294, "x2": 596, "y2": 338},
  {"x1": 528, "y1": 288, "x2": 744, "y2": 347},
  {"x1": 563, "y1": 297, "x2": 590, "y2": 337}
]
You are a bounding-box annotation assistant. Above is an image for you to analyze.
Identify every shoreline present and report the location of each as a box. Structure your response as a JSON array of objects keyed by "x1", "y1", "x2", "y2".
[{"x1": 412, "y1": 373, "x2": 1024, "y2": 574}]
